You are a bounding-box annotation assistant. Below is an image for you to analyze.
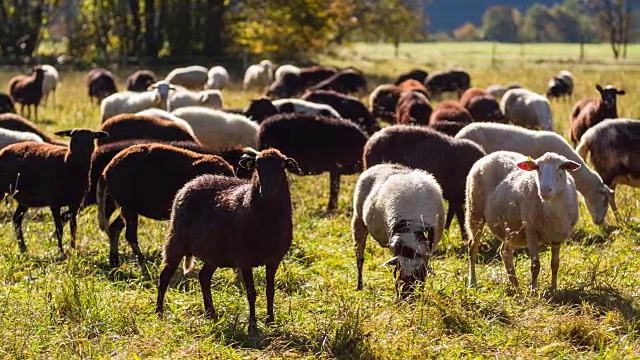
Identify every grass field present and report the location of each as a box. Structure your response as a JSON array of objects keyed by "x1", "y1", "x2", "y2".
[{"x1": 0, "y1": 42, "x2": 638, "y2": 359}]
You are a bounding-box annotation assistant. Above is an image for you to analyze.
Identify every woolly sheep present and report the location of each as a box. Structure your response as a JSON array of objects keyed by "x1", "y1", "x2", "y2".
[
  {"x1": 0, "y1": 113, "x2": 68, "y2": 146},
  {"x1": 546, "y1": 70, "x2": 574, "y2": 101},
  {"x1": 352, "y1": 163, "x2": 444, "y2": 298},
  {"x1": 274, "y1": 64, "x2": 301, "y2": 82},
  {"x1": 126, "y1": 70, "x2": 157, "y2": 92},
  {"x1": 0, "y1": 128, "x2": 44, "y2": 149},
  {"x1": 500, "y1": 88, "x2": 553, "y2": 131},
  {"x1": 570, "y1": 84, "x2": 626, "y2": 146},
  {"x1": 466, "y1": 151, "x2": 581, "y2": 290},
  {"x1": 165, "y1": 65, "x2": 208, "y2": 90},
  {"x1": 394, "y1": 69, "x2": 429, "y2": 86},
  {"x1": 87, "y1": 68, "x2": 118, "y2": 104},
  {"x1": 40, "y1": 64, "x2": 60, "y2": 105},
  {"x1": 100, "y1": 114, "x2": 199, "y2": 145},
  {"x1": 486, "y1": 83, "x2": 521, "y2": 100},
  {"x1": 455, "y1": 122, "x2": 613, "y2": 225},
  {"x1": 169, "y1": 89, "x2": 223, "y2": 110},
  {"x1": 156, "y1": 148, "x2": 301, "y2": 333},
  {"x1": 368, "y1": 84, "x2": 402, "y2": 123},
  {"x1": 134, "y1": 109, "x2": 196, "y2": 137},
  {"x1": 243, "y1": 97, "x2": 341, "y2": 124},
  {"x1": 8, "y1": 66, "x2": 46, "y2": 121},
  {"x1": 205, "y1": 66, "x2": 230, "y2": 90},
  {"x1": 243, "y1": 60, "x2": 274, "y2": 91},
  {"x1": 300, "y1": 89, "x2": 381, "y2": 135},
  {"x1": 172, "y1": 106, "x2": 259, "y2": 149},
  {"x1": 100, "y1": 81, "x2": 177, "y2": 122}
]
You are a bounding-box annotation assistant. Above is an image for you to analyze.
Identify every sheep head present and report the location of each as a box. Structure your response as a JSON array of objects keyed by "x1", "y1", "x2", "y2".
[
  {"x1": 517, "y1": 153, "x2": 580, "y2": 201},
  {"x1": 148, "y1": 81, "x2": 176, "y2": 110},
  {"x1": 596, "y1": 84, "x2": 626, "y2": 109},
  {"x1": 239, "y1": 148, "x2": 301, "y2": 199},
  {"x1": 55, "y1": 129, "x2": 109, "y2": 158}
]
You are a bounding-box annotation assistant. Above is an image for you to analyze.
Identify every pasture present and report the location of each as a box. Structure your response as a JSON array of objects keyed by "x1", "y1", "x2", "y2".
[{"x1": 0, "y1": 42, "x2": 639, "y2": 359}]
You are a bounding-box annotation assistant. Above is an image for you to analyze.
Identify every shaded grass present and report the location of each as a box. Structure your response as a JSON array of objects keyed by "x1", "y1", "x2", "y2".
[{"x1": 0, "y1": 44, "x2": 638, "y2": 358}]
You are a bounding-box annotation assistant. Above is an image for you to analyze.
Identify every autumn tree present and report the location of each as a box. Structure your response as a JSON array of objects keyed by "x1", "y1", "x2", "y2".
[
  {"x1": 453, "y1": 22, "x2": 481, "y2": 41},
  {"x1": 521, "y1": 4, "x2": 557, "y2": 42},
  {"x1": 0, "y1": 0, "x2": 60, "y2": 61},
  {"x1": 582, "y1": 0, "x2": 634, "y2": 59},
  {"x1": 482, "y1": 6, "x2": 521, "y2": 43}
]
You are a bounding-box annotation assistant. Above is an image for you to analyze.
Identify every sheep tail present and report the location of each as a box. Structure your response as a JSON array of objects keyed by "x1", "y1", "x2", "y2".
[
  {"x1": 96, "y1": 176, "x2": 110, "y2": 232},
  {"x1": 575, "y1": 137, "x2": 590, "y2": 161},
  {"x1": 183, "y1": 255, "x2": 195, "y2": 273}
]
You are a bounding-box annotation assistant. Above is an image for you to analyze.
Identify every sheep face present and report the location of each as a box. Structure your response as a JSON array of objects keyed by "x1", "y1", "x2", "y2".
[
  {"x1": 244, "y1": 98, "x2": 278, "y2": 123},
  {"x1": 517, "y1": 153, "x2": 581, "y2": 201},
  {"x1": 55, "y1": 129, "x2": 109, "y2": 157},
  {"x1": 383, "y1": 222, "x2": 435, "y2": 299},
  {"x1": 148, "y1": 81, "x2": 176, "y2": 109},
  {"x1": 596, "y1": 84, "x2": 626, "y2": 109},
  {"x1": 583, "y1": 184, "x2": 614, "y2": 225},
  {"x1": 239, "y1": 149, "x2": 301, "y2": 199}
]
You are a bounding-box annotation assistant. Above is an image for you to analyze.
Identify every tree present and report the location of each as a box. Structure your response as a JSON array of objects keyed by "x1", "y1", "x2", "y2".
[
  {"x1": 582, "y1": 0, "x2": 633, "y2": 59},
  {"x1": 0, "y1": 0, "x2": 60, "y2": 61},
  {"x1": 521, "y1": 4, "x2": 557, "y2": 42},
  {"x1": 453, "y1": 22, "x2": 481, "y2": 41},
  {"x1": 482, "y1": 6, "x2": 520, "y2": 43}
]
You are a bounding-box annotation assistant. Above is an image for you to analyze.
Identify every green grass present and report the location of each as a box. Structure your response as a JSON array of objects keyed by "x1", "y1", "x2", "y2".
[{"x1": 0, "y1": 42, "x2": 639, "y2": 358}]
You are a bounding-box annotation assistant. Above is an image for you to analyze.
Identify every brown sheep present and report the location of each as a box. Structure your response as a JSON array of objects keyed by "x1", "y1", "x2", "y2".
[
  {"x1": 459, "y1": 87, "x2": 490, "y2": 106},
  {"x1": 97, "y1": 143, "x2": 235, "y2": 267},
  {"x1": 125, "y1": 70, "x2": 158, "y2": 92},
  {"x1": 99, "y1": 114, "x2": 199, "y2": 145},
  {"x1": 0, "y1": 129, "x2": 108, "y2": 253},
  {"x1": 156, "y1": 148, "x2": 301, "y2": 333},
  {"x1": 424, "y1": 69, "x2": 471, "y2": 99},
  {"x1": 394, "y1": 68, "x2": 429, "y2": 85},
  {"x1": 396, "y1": 90, "x2": 433, "y2": 125},
  {"x1": 397, "y1": 79, "x2": 429, "y2": 97},
  {"x1": 369, "y1": 84, "x2": 402, "y2": 124},
  {"x1": 8, "y1": 66, "x2": 46, "y2": 121},
  {"x1": 464, "y1": 95, "x2": 506, "y2": 123},
  {"x1": 428, "y1": 100, "x2": 473, "y2": 126},
  {"x1": 0, "y1": 114, "x2": 68, "y2": 146},
  {"x1": 570, "y1": 84, "x2": 626, "y2": 146},
  {"x1": 0, "y1": 92, "x2": 16, "y2": 114}
]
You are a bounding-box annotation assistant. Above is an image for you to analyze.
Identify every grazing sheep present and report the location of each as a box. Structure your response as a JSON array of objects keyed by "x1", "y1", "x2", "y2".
[
  {"x1": 258, "y1": 113, "x2": 368, "y2": 212},
  {"x1": 156, "y1": 148, "x2": 301, "y2": 333},
  {"x1": 298, "y1": 66, "x2": 338, "y2": 89},
  {"x1": 0, "y1": 128, "x2": 44, "y2": 149},
  {"x1": 500, "y1": 88, "x2": 553, "y2": 131},
  {"x1": 455, "y1": 122, "x2": 613, "y2": 225},
  {"x1": 546, "y1": 70, "x2": 574, "y2": 101},
  {"x1": 126, "y1": 70, "x2": 158, "y2": 92},
  {"x1": 352, "y1": 163, "x2": 444, "y2": 298},
  {"x1": 243, "y1": 97, "x2": 340, "y2": 124},
  {"x1": 243, "y1": 60, "x2": 274, "y2": 91},
  {"x1": 169, "y1": 89, "x2": 223, "y2": 110},
  {"x1": 466, "y1": 151, "x2": 580, "y2": 290},
  {"x1": 87, "y1": 68, "x2": 118, "y2": 104},
  {"x1": 369, "y1": 84, "x2": 402, "y2": 123},
  {"x1": 165, "y1": 65, "x2": 208, "y2": 90},
  {"x1": 172, "y1": 107, "x2": 259, "y2": 149},
  {"x1": 100, "y1": 81, "x2": 177, "y2": 121},
  {"x1": 459, "y1": 87, "x2": 490, "y2": 106},
  {"x1": 100, "y1": 114, "x2": 199, "y2": 145},
  {"x1": 363, "y1": 125, "x2": 486, "y2": 241},
  {"x1": 428, "y1": 100, "x2": 473, "y2": 126},
  {"x1": 0, "y1": 113, "x2": 68, "y2": 146},
  {"x1": 97, "y1": 143, "x2": 235, "y2": 267},
  {"x1": 8, "y1": 66, "x2": 46, "y2": 121},
  {"x1": 397, "y1": 79, "x2": 429, "y2": 97},
  {"x1": 463, "y1": 94, "x2": 506, "y2": 123},
  {"x1": 134, "y1": 109, "x2": 196, "y2": 137},
  {"x1": 0, "y1": 129, "x2": 108, "y2": 253},
  {"x1": 570, "y1": 84, "x2": 625, "y2": 146},
  {"x1": 301, "y1": 89, "x2": 381, "y2": 135},
  {"x1": 307, "y1": 68, "x2": 368, "y2": 95},
  {"x1": 0, "y1": 92, "x2": 16, "y2": 114},
  {"x1": 424, "y1": 69, "x2": 471, "y2": 99},
  {"x1": 486, "y1": 83, "x2": 521, "y2": 100},
  {"x1": 576, "y1": 118, "x2": 640, "y2": 213},
  {"x1": 40, "y1": 64, "x2": 60, "y2": 105},
  {"x1": 395, "y1": 90, "x2": 433, "y2": 125},
  {"x1": 429, "y1": 121, "x2": 467, "y2": 137},
  {"x1": 266, "y1": 72, "x2": 302, "y2": 99},
  {"x1": 274, "y1": 64, "x2": 301, "y2": 82},
  {"x1": 394, "y1": 68, "x2": 429, "y2": 86},
  {"x1": 205, "y1": 66, "x2": 230, "y2": 90}
]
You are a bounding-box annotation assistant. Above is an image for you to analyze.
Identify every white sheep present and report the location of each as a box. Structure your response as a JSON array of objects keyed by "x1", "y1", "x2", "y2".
[
  {"x1": 0, "y1": 128, "x2": 44, "y2": 150},
  {"x1": 165, "y1": 65, "x2": 208, "y2": 90},
  {"x1": 274, "y1": 64, "x2": 301, "y2": 82},
  {"x1": 169, "y1": 89, "x2": 223, "y2": 110},
  {"x1": 205, "y1": 66, "x2": 230, "y2": 90},
  {"x1": 466, "y1": 151, "x2": 581, "y2": 290},
  {"x1": 100, "y1": 81, "x2": 176, "y2": 122},
  {"x1": 486, "y1": 83, "x2": 521, "y2": 100},
  {"x1": 455, "y1": 122, "x2": 612, "y2": 225},
  {"x1": 243, "y1": 60, "x2": 274, "y2": 91},
  {"x1": 352, "y1": 163, "x2": 445, "y2": 298},
  {"x1": 272, "y1": 98, "x2": 341, "y2": 118},
  {"x1": 171, "y1": 106, "x2": 258, "y2": 149},
  {"x1": 500, "y1": 88, "x2": 553, "y2": 131},
  {"x1": 40, "y1": 64, "x2": 60, "y2": 106},
  {"x1": 134, "y1": 108, "x2": 196, "y2": 137}
]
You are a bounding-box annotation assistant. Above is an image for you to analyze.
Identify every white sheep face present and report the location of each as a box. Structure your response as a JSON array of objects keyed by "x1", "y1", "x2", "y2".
[
  {"x1": 384, "y1": 228, "x2": 434, "y2": 299},
  {"x1": 517, "y1": 153, "x2": 581, "y2": 201}
]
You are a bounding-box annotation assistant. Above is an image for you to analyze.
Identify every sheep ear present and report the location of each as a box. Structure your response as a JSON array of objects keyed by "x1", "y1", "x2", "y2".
[
  {"x1": 54, "y1": 130, "x2": 74, "y2": 137},
  {"x1": 284, "y1": 158, "x2": 302, "y2": 175},
  {"x1": 381, "y1": 257, "x2": 399, "y2": 267},
  {"x1": 239, "y1": 155, "x2": 256, "y2": 170},
  {"x1": 595, "y1": 84, "x2": 603, "y2": 92},
  {"x1": 560, "y1": 160, "x2": 581, "y2": 172},
  {"x1": 93, "y1": 131, "x2": 109, "y2": 140},
  {"x1": 617, "y1": 89, "x2": 626, "y2": 95},
  {"x1": 516, "y1": 159, "x2": 538, "y2": 171}
]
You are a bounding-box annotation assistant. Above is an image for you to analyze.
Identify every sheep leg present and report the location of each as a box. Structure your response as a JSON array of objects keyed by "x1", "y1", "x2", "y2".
[
  {"x1": 198, "y1": 263, "x2": 218, "y2": 318},
  {"x1": 550, "y1": 245, "x2": 560, "y2": 291},
  {"x1": 526, "y1": 231, "x2": 540, "y2": 291},
  {"x1": 108, "y1": 216, "x2": 125, "y2": 267},
  {"x1": 454, "y1": 204, "x2": 467, "y2": 242},
  {"x1": 68, "y1": 206, "x2": 78, "y2": 249},
  {"x1": 50, "y1": 206, "x2": 65, "y2": 253},
  {"x1": 240, "y1": 267, "x2": 258, "y2": 333},
  {"x1": 608, "y1": 182, "x2": 619, "y2": 214},
  {"x1": 352, "y1": 215, "x2": 369, "y2": 291},
  {"x1": 12, "y1": 205, "x2": 28, "y2": 253},
  {"x1": 327, "y1": 167, "x2": 341, "y2": 212},
  {"x1": 155, "y1": 259, "x2": 181, "y2": 315},
  {"x1": 265, "y1": 261, "x2": 279, "y2": 325},
  {"x1": 444, "y1": 205, "x2": 455, "y2": 230},
  {"x1": 501, "y1": 241, "x2": 519, "y2": 289},
  {"x1": 467, "y1": 219, "x2": 484, "y2": 288},
  {"x1": 121, "y1": 209, "x2": 146, "y2": 266}
]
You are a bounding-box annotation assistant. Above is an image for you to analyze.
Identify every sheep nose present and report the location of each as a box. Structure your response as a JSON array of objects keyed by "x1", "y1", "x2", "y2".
[{"x1": 540, "y1": 187, "x2": 553, "y2": 199}]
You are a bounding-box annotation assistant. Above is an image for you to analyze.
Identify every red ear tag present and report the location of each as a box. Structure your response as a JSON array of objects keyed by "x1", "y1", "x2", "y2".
[{"x1": 517, "y1": 161, "x2": 538, "y2": 171}]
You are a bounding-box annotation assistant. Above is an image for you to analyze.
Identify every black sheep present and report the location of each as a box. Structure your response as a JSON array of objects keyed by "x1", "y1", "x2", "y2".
[
  {"x1": 298, "y1": 66, "x2": 339, "y2": 89},
  {"x1": 266, "y1": 72, "x2": 302, "y2": 99},
  {"x1": 301, "y1": 89, "x2": 381, "y2": 135},
  {"x1": 307, "y1": 68, "x2": 367, "y2": 95},
  {"x1": 125, "y1": 70, "x2": 158, "y2": 92},
  {"x1": 87, "y1": 68, "x2": 118, "y2": 104},
  {"x1": 258, "y1": 113, "x2": 368, "y2": 212},
  {"x1": 424, "y1": 69, "x2": 471, "y2": 99},
  {"x1": 394, "y1": 68, "x2": 429, "y2": 86},
  {"x1": 0, "y1": 92, "x2": 16, "y2": 114}
]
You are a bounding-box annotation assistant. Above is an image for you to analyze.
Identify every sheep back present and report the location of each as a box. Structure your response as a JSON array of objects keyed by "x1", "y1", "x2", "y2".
[{"x1": 100, "y1": 114, "x2": 199, "y2": 145}]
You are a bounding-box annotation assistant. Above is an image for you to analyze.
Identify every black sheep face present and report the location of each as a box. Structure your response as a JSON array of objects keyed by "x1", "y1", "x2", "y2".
[
  {"x1": 239, "y1": 149, "x2": 301, "y2": 199},
  {"x1": 55, "y1": 129, "x2": 109, "y2": 157},
  {"x1": 244, "y1": 98, "x2": 278, "y2": 124},
  {"x1": 0, "y1": 93, "x2": 16, "y2": 114},
  {"x1": 596, "y1": 84, "x2": 626, "y2": 109}
]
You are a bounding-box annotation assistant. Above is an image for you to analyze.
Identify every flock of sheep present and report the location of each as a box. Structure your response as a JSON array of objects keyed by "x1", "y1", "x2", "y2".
[{"x1": 0, "y1": 61, "x2": 638, "y2": 333}]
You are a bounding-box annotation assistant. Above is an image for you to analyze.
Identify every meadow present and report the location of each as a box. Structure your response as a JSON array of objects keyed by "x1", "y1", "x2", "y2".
[{"x1": 0, "y1": 42, "x2": 638, "y2": 359}]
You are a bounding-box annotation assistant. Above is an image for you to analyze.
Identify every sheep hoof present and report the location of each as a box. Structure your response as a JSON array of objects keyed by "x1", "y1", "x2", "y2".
[
  {"x1": 109, "y1": 254, "x2": 120, "y2": 268},
  {"x1": 248, "y1": 321, "x2": 258, "y2": 335},
  {"x1": 18, "y1": 243, "x2": 27, "y2": 253},
  {"x1": 204, "y1": 309, "x2": 218, "y2": 321}
]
